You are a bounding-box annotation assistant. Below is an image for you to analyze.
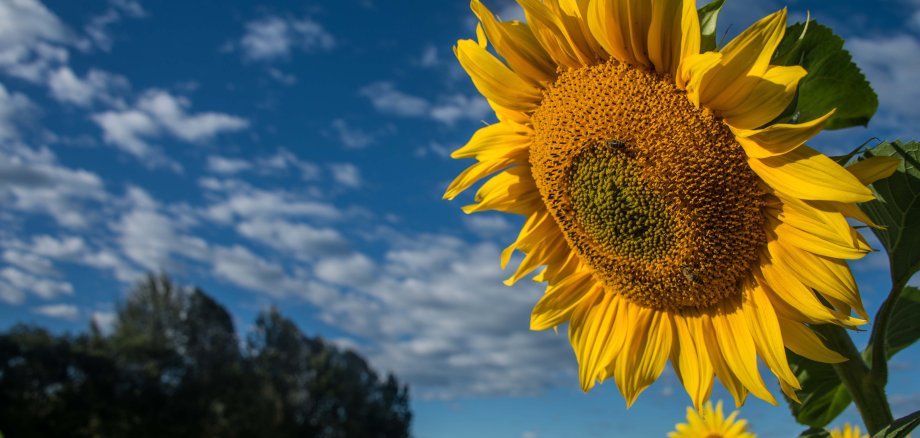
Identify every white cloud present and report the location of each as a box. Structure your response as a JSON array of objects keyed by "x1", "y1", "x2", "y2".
[
  {"x1": 464, "y1": 214, "x2": 514, "y2": 237},
  {"x1": 1, "y1": 266, "x2": 72, "y2": 299},
  {"x1": 84, "y1": 0, "x2": 146, "y2": 51},
  {"x1": 31, "y1": 235, "x2": 88, "y2": 259},
  {"x1": 328, "y1": 163, "x2": 362, "y2": 188},
  {"x1": 267, "y1": 67, "x2": 296, "y2": 85},
  {"x1": 137, "y1": 90, "x2": 249, "y2": 142},
  {"x1": 210, "y1": 245, "x2": 303, "y2": 296},
  {"x1": 313, "y1": 233, "x2": 574, "y2": 399},
  {"x1": 113, "y1": 186, "x2": 210, "y2": 271},
  {"x1": 0, "y1": 143, "x2": 107, "y2": 228},
  {"x1": 0, "y1": 0, "x2": 72, "y2": 81},
  {"x1": 91, "y1": 310, "x2": 116, "y2": 332},
  {"x1": 33, "y1": 303, "x2": 79, "y2": 320},
  {"x1": 93, "y1": 89, "x2": 248, "y2": 167},
  {"x1": 238, "y1": 16, "x2": 334, "y2": 61},
  {"x1": 331, "y1": 118, "x2": 375, "y2": 149},
  {"x1": 0, "y1": 82, "x2": 35, "y2": 140},
  {"x1": 430, "y1": 94, "x2": 491, "y2": 125},
  {"x1": 360, "y1": 81, "x2": 429, "y2": 117},
  {"x1": 361, "y1": 81, "x2": 491, "y2": 125},
  {"x1": 848, "y1": 34, "x2": 920, "y2": 138},
  {"x1": 206, "y1": 155, "x2": 252, "y2": 174},
  {"x1": 0, "y1": 284, "x2": 25, "y2": 304},
  {"x1": 314, "y1": 252, "x2": 377, "y2": 288},
  {"x1": 2, "y1": 249, "x2": 54, "y2": 275},
  {"x1": 237, "y1": 218, "x2": 349, "y2": 257},
  {"x1": 417, "y1": 44, "x2": 439, "y2": 68},
  {"x1": 47, "y1": 67, "x2": 129, "y2": 106},
  {"x1": 204, "y1": 187, "x2": 342, "y2": 224}
]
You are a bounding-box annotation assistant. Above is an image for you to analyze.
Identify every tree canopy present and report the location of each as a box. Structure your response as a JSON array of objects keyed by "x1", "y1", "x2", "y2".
[{"x1": 0, "y1": 273, "x2": 411, "y2": 437}]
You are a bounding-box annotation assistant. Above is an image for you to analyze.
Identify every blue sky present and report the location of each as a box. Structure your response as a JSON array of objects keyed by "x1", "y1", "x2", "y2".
[{"x1": 1, "y1": 0, "x2": 919, "y2": 436}]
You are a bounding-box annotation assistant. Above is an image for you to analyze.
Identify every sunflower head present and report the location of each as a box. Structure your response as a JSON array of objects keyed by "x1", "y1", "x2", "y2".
[
  {"x1": 669, "y1": 401, "x2": 755, "y2": 438},
  {"x1": 446, "y1": 0, "x2": 900, "y2": 408},
  {"x1": 829, "y1": 423, "x2": 869, "y2": 438}
]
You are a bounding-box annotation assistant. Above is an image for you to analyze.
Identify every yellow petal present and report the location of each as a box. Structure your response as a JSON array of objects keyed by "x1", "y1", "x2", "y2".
[
  {"x1": 531, "y1": 272, "x2": 597, "y2": 330},
  {"x1": 767, "y1": 215, "x2": 869, "y2": 260},
  {"x1": 472, "y1": 0, "x2": 557, "y2": 84},
  {"x1": 721, "y1": 65, "x2": 807, "y2": 130},
  {"x1": 462, "y1": 166, "x2": 541, "y2": 215},
  {"x1": 847, "y1": 156, "x2": 901, "y2": 185},
  {"x1": 451, "y1": 121, "x2": 531, "y2": 161},
  {"x1": 623, "y1": 0, "x2": 652, "y2": 69},
  {"x1": 670, "y1": 314, "x2": 714, "y2": 411},
  {"x1": 698, "y1": 8, "x2": 787, "y2": 109},
  {"x1": 549, "y1": 0, "x2": 605, "y2": 64},
  {"x1": 742, "y1": 281, "x2": 799, "y2": 388},
  {"x1": 702, "y1": 315, "x2": 748, "y2": 407},
  {"x1": 444, "y1": 157, "x2": 518, "y2": 200},
  {"x1": 826, "y1": 201, "x2": 883, "y2": 229},
  {"x1": 748, "y1": 145, "x2": 875, "y2": 203},
  {"x1": 711, "y1": 302, "x2": 777, "y2": 404},
  {"x1": 570, "y1": 287, "x2": 621, "y2": 391},
  {"x1": 615, "y1": 306, "x2": 671, "y2": 406},
  {"x1": 757, "y1": 261, "x2": 863, "y2": 326},
  {"x1": 516, "y1": 0, "x2": 583, "y2": 69},
  {"x1": 586, "y1": 0, "x2": 649, "y2": 67},
  {"x1": 768, "y1": 239, "x2": 866, "y2": 319},
  {"x1": 648, "y1": 0, "x2": 699, "y2": 75},
  {"x1": 680, "y1": 52, "x2": 722, "y2": 104},
  {"x1": 674, "y1": 0, "x2": 701, "y2": 78},
  {"x1": 777, "y1": 318, "x2": 847, "y2": 363},
  {"x1": 455, "y1": 39, "x2": 543, "y2": 111},
  {"x1": 733, "y1": 110, "x2": 835, "y2": 158},
  {"x1": 770, "y1": 193, "x2": 869, "y2": 255}
]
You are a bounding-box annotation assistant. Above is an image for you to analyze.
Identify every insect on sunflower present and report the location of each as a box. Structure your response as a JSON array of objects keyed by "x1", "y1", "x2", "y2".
[{"x1": 444, "y1": 0, "x2": 900, "y2": 408}]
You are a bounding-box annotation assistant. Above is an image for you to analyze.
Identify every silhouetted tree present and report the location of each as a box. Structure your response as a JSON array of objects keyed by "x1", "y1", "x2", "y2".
[{"x1": 0, "y1": 273, "x2": 411, "y2": 438}]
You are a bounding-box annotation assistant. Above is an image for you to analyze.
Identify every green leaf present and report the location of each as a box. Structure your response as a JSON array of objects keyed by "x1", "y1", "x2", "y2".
[
  {"x1": 871, "y1": 410, "x2": 920, "y2": 438},
  {"x1": 785, "y1": 351, "x2": 852, "y2": 428},
  {"x1": 799, "y1": 427, "x2": 832, "y2": 438},
  {"x1": 771, "y1": 21, "x2": 877, "y2": 130},
  {"x1": 859, "y1": 141, "x2": 920, "y2": 288},
  {"x1": 884, "y1": 286, "x2": 920, "y2": 358},
  {"x1": 697, "y1": 0, "x2": 726, "y2": 52}
]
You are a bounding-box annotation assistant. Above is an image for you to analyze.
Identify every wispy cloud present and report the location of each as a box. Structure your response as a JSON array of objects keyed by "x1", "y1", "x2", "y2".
[
  {"x1": 47, "y1": 67, "x2": 129, "y2": 107},
  {"x1": 33, "y1": 303, "x2": 79, "y2": 320},
  {"x1": 360, "y1": 81, "x2": 491, "y2": 125},
  {"x1": 0, "y1": 142, "x2": 107, "y2": 228},
  {"x1": 235, "y1": 15, "x2": 335, "y2": 62},
  {"x1": 848, "y1": 34, "x2": 920, "y2": 138},
  {"x1": 92, "y1": 89, "x2": 249, "y2": 169}
]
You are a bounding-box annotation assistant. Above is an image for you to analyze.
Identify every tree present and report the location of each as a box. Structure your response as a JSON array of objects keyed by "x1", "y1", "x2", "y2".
[{"x1": 0, "y1": 273, "x2": 412, "y2": 437}]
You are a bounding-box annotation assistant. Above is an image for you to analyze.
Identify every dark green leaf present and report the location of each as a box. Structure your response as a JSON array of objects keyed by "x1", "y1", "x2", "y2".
[
  {"x1": 860, "y1": 141, "x2": 920, "y2": 289},
  {"x1": 772, "y1": 21, "x2": 877, "y2": 130},
  {"x1": 697, "y1": 0, "x2": 726, "y2": 52},
  {"x1": 799, "y1": 427, "x2": 832, "y2": 438},
  {"x1": 884, "y1": 286, "x2": 920, "y2": 358},
  {"x1": 871, "y1": 410, "x2": 920, "y2": 438},
  {"x1": 785, "y1": 351, "x2": 852, "y2": 428}
]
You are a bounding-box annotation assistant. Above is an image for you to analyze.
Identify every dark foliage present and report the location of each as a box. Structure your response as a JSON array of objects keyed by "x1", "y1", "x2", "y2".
[{"x1": 0, "y1": 273, "x2": 411, "y2": 438}]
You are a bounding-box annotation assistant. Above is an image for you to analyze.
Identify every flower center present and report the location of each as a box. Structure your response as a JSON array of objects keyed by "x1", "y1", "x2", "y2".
[{"x1": 529, "y1": 60, "x2": 767, "y2": 311}]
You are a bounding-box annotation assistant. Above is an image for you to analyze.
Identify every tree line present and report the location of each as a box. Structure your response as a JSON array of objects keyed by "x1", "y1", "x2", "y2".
[{"x1": 0, "y1": 273, "x2": 412, "y2": 437}]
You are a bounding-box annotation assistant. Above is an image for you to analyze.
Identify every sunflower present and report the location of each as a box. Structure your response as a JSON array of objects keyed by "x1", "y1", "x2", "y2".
[
  {"x1": 669, "y1": 401, "x2": 755, "y2": 438},
  {"x1": 829, "y1": 423, "x2": 868, "y2": 438},
  {"x1": 444, "y1": 0, "x2": 900, "y2": 408}
]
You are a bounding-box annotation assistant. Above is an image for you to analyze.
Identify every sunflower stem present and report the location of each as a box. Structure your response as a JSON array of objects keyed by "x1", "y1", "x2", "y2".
[{"x1": 816, "y1": 324, "x2": 893, "y2": 435}]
